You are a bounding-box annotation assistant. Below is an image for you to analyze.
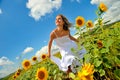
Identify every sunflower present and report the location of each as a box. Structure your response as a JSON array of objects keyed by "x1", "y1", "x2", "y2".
[
  {"x1": 17, "y1": 68, "x2": 21, "y2": 73},
  {"x1": 13, "y1": 75, "x2": 16, "y2": 79},
  {"x1": 32, "y1": 56, "x2": 37, "y2": 61},
  {"x1": 76, "y1": 16, "x2": 85, "y2": 27},
  {"x1": 78, "y1": 63, "x2": 94, "y2": 80},
  {"x1": 82, "y1": 63, "x2": 94, "y2": 75},
  {"x1": 36, "y1": 67, "x2": 48, "y2": 80},
  {"x1": 15, "y1": 72, "x2": 20, "y2": 77},
  {"x1": 86, "y1": 20, "x2": 93, "y2": 28},
  {"x1": 41, "y1": 54, "x2": 47, "y2": 60},
  {"x1": 78, "y1": 72, "x2": 94, "y2": 80},
  {"x1": 97, "y1": 40, "x2": 103, "y2": 48},
  {"x1": 99, "y1": 2, "x2": 107, "y2": 12},
  {"x1": 22, "y1": 60, "x2": 31, "y2": 70}
]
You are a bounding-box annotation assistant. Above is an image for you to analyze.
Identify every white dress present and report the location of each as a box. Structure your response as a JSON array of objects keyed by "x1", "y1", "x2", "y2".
[{"x1": 51, "y1": 32, "x2": 86, "y2": 72}]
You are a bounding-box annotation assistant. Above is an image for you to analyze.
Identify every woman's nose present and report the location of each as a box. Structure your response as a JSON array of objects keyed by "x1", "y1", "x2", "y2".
[
  {"x1": 56, "y1": 20, "x2": 60, "y2": 23},
  {"x1": 56, "y1": 19, "x2": 60, "y2": 22}
]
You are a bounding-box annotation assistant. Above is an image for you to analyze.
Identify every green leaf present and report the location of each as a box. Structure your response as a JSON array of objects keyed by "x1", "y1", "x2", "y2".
[
  {"x1": 53, "y1": 70, "x2": 57, "y2": 75},
  {"x1": 84, "y1": 41, "x2": 91, "y2": 48},
  {"x1": 93, "y1": 48, "x2": 99, "y2": 58},
  {"x1": 84, "y1": 53, "x2": 91, "y2": 63},
  {"x1": 76, "y1": 26, "x2": 80, "y2": 29},
  {"x1": 105, "y1": 38, "x2": 114, "y2": 48},
  {"x1": 54, "y1": 75, "x2": 57, "y2": 80},
  {"x1": 93, "y1": 58, "x2": 102, "y2": 67},
  {"x1": 69, "y1": 72, "x2": 75, "y2": 79},
  {"x1": 58, "y1": 77, "x2": 62, "y2": 80},
  {"x1": 26, "y1": 78, "x2": 31, "y2": 80},
  {"x1": 114, "y1": 56, "x2": 120, "y2": 64},
  {"x1": 117, "y1": 55, "x2": 120, "y2": 60},
  {"x1": 100, "y1": 48, "x2": 109, "y2": 53},
  {"x1": 114, "y1": 27, "x2": 120, "y2": 34},
  {"x1": 99, "y1": 69, "x2": 105, "y2": 76},
  {"x1": 103, "y1": 57, "x2": 112, "y2": 68},
  {"x1": 104, "y1": 62, "x2": 112, "y2": 69},
  {"x1": 114, "y1": 69, "x2": 120, "y2": 79},
  {"x1": 110, "y1": 46, "x2": 118, "y2": 55},
  {"x1": 74, "y1": 32, "x2": 79, "y2": 36}
]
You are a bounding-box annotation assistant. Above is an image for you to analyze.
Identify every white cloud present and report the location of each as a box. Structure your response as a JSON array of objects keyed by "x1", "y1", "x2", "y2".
[
  {"x1": 0, "y1": 8, "x2": 2, "y2": 14},
  {"x1": 16, "y1": 56, "x2": 20, "y2": 60},
  {"x1": 35, "y1": 45, "x2": 59, "y2": 59},
  {"x1": 0, "y1": 57, "x2": 17, "y2": 78},
  {"x1": 0, "y1": 64, "x2": 18, "y2": 78},
  {"x1": 91, "y1": 0, "x2": 120, "y2": 24},
  {"x1": 22, "y1": 47, "x2": 34, "y2": 54},
  {"x1": 0, "y1": 56, "x2": 14, "y2": 66},
  {"x1": 26, "y1": 0, "x2": 62, "y2": 21}
]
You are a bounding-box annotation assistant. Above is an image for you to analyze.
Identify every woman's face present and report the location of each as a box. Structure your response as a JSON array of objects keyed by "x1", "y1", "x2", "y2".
[{"x1": 55, "y1": 15, "x2": 64, "y2": 26}]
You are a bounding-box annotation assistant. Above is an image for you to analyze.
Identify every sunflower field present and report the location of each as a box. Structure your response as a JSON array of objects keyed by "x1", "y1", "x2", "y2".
[{"x1": 1, "y1": 2, "x2": 120, "y2": 80}]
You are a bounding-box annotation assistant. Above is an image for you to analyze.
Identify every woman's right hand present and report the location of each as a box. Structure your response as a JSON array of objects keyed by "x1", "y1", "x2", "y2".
[{"x1": 47, "y1": 53, "x2": 51, "y2": 58}]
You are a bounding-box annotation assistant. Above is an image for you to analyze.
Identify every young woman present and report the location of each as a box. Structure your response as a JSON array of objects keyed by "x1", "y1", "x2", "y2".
[{"x1": 47, "y1": 14, "x2": 86, "y2": 74}]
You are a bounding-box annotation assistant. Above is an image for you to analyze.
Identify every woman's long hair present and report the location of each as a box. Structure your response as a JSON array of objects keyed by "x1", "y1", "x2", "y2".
[{"x1": 58, "y1": 14, "x2": 72, "y2": 31}]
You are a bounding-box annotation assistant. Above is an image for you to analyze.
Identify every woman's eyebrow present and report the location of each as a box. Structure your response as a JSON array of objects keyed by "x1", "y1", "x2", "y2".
[{"x1": 56, "y1": 17, "x2": 62, "y2": 20}]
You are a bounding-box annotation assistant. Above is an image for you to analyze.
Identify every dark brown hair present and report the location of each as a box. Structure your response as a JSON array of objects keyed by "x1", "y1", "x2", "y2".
[{"x1": 58, "y1": 14, "x2": 72, "y2": 31}]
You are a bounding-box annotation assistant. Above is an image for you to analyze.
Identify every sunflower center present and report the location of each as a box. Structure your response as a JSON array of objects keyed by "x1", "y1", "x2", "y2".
[
  {"x1": 102, "y1": 6, "x2": 104, "y2": 10},
  {"x1": 88, "y1": 23, "x2": 91, "y2": 27},
  {"x1": 17, "y1": 69, "x2": 21, "y2": 72},
  {"x1": 42, "y1": 55, "x2": 46, "y2": 59},
  {"x1": 97, "y1": 42, "x2": 103, "y2": 48},
  {"x1": 25, "y1": 62, "x2": 30, "y2": 66},
  {"x1": 17, "y1": 72, "x2": 20, "y2": 75},
  {"x1": 13, "y1": 76, "x2": 16, "y2": 78},
  {"x1": 98, "y1": 43, "x2": 102, "y2": 47},
  {"x1": 33, "y1": 57, "x2": 37, "y2": 61},
  {"x1": 77, "y1": 19, "x2": 82, "y2": 25},
  {"x1": 38, "y1": 71, "x2": 45, "y2": 79}
]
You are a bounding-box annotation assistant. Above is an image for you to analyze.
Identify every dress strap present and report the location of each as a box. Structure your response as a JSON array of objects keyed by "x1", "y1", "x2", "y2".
[{"x1": 53, "y1": 31, "x2": 58, "y2": 38}]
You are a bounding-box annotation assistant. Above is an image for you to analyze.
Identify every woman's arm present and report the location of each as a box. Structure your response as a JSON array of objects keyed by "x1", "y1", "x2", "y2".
[
  {"x1": 68, "y1": 30, "x2": 79, "y2": 43},
  {"x1": 48, "y1": 31, "x2": 55, "y2": 58}
]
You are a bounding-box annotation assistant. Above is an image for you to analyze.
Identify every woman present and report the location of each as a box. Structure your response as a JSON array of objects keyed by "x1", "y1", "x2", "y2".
[{"x1": 47, "y1": 14, "x2": 86, "y2": 74}]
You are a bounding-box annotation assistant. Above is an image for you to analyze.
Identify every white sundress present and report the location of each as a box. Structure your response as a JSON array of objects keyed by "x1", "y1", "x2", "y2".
[{"x1": 50, "y1": 31, "x2": 86, "y2": 72}]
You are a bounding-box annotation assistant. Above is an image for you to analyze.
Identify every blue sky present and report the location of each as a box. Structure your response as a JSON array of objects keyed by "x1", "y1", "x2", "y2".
[
  {"x1": 0, "y1": 0, "x2": 120, "y2": 78},
  {"x1": 0, "y1": 0, "x2": 96, "y2": 59}
]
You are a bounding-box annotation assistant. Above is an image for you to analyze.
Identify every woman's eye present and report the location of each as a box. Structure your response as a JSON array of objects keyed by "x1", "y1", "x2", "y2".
[
  {"x1": 58, "y1": 19, "x2": 61, "y2": 21},
  {"x1": 56, "y1": 18, "x2": 62, "y2": 21}
]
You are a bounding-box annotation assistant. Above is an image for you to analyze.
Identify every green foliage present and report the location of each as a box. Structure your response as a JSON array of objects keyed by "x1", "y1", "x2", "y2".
[
  {"x1": 53, "y1": 52, "x2": 62, "y2": 59},
  {"x1": 78, "y1": 21, "x2": 120, "y2": 79},
  {"x1": 2, "y1": 59, "x2": 66, "y2": 80},
  {"x1": 114, "y1": 69, "x2": 120, "y2": 79}
]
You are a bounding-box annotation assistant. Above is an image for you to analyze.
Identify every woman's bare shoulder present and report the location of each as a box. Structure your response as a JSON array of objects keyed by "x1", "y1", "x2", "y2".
[
  {"x1": 50, "y1": 29, "x2": 56, "y2": 38},
  {"x1": 51, "y1": 29, "x2": 56, "y2": 34}
]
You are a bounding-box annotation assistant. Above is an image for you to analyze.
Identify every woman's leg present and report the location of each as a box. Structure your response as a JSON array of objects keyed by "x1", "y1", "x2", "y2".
[{"x1": 67, "y1": 65, "x2": 72, "y2": 74}]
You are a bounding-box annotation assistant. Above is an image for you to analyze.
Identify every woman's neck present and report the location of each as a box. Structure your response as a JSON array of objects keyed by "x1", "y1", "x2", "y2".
[{"x1": 57, "y1": 26, "x2": 63, "y2": 31}]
